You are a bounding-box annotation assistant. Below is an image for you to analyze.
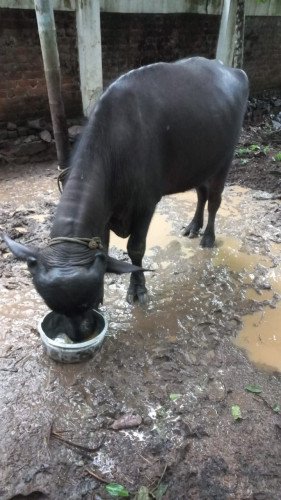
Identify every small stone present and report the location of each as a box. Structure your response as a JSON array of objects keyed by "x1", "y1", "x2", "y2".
[
  {"x1": 143, "y1": 416, "x2": 153, "y2": 426},
  {"x1": 15, "y1": 227, "x2": 28, "y2": 234},
  {"x1": 40, "y1": 130, "x2": 52, "y2": 142},
  {"x1": 206, "y1": 380, "x2": 226, "y2": 402},
  {"x1": 68, "y1": 125, "x2": 83, "y2": 139},
  {"x1": 17, "y1": 140, "x2": 48, "y2": 156},
  {"x1": 272, "y1": 120, "x2": 281, "y2": 131},
  {"x1": 110, "y1": 414, "x2": 142, "y2": 430},
  {"x1": 28, "y1": 118, "x2": 47, "y2": 130},
  {"x1": 7, "y1": 122, "x2": 17, "y2": 131}
]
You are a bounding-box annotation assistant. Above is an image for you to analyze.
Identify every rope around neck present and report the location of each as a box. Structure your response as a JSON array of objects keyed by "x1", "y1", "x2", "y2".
[{"x1": 49, "y1": 236, "x2": 103, "y2": 250}]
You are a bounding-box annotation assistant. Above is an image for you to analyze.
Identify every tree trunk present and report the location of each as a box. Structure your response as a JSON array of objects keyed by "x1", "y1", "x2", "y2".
[
  {"x1": 232, "y1": 0, "x2": 245, "y2": 68},
  {"x1": 34, "y1": 0, "x2": 69, "y2": 167}
]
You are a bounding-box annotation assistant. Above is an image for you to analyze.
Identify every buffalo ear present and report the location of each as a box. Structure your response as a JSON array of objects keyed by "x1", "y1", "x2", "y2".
[
  {"x1": 2, "y1": 233, "x2": 38, "y2": 261},
  {"x1": 91, "y1": 252, "x2": 107, "y2": 274},
  {"x1": 106, "y1": 256, "x2": 143, "y2": 274}
]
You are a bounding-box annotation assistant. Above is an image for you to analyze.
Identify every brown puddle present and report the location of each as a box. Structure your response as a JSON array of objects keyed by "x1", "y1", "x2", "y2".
[
  {"x1": 171, "y1": 188, "x2": 281, "y2": 373},
  {"x1": 110, "y1": 190, "x2": 281, "y2": 373},
  {"x1": 212, "y1": 237, "x2": 271, "y2": 273},
  {"x1": 211, "y1": 236, "x2": 281, "y2": 373},
  {"x1": 234, "y1": 263, "x2": 281, "y2": 372},
  {"x1": 234, "y1": 305, "x2": 281, "y2": 372},
  {"x1": 245, "y1": 288, "x2": 274, "y2": 302},
  {"x1": 110, "y1": 210, "x2": 195, "y2": 259}
]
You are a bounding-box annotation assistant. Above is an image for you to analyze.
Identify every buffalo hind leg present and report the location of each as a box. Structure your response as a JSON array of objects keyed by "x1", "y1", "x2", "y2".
[
  {"x1": 183, "y1": 185, "x2": 208, "y2": 238},
  {"x1": 126, "y1": 209, "x2": 155, "y2": 305},
  {"x1": 200, "y1": 169, "x2": 228, "y2": 248}
]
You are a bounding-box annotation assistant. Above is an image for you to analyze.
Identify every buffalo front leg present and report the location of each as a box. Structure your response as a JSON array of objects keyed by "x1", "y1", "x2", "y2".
[
  {"x1": 126, "y1": 210, "x2": 155, "y2": 305},
  {"x1": 183, "y1": 185, "x2": 208, "y2": 238}
]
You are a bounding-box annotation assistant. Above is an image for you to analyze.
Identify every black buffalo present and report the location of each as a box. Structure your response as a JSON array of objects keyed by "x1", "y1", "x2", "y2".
[{"x1": 4, "y1": 57, "x2": 249, "y2": 339}]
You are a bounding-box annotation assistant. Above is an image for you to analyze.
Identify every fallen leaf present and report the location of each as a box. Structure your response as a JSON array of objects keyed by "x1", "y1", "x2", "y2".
[
  {"x1": 134, "y1": 485, "x2": 150, "y2": 499},
  {"x1": 245, "y1": 384, "x2": 262, "y2": 394},
  {"x1": 169, "y1": 393, "x2": 181, "y2": 401},
  {"x1": 231, "y1": 405, "x2": 242, "y2": 421},
  {"x1": 154, "y1": 482, "x2": 168, "y2": 499},
  {"x1": 105, "y1": 483, "x2": 129, "y2": 497},
  {"x1": 273, "y1": 404, "x2": 280, "y2": 413}
]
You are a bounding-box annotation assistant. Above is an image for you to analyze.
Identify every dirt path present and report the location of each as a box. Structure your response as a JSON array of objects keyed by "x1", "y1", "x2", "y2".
[{"x1": 0, "y1": 155, "x2": 281, "y2": 499}]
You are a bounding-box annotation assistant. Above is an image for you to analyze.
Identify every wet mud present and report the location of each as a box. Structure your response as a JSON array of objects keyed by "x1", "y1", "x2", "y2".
[{"x1": 0, "y1": 159, "x2": 281, "y2": 499}]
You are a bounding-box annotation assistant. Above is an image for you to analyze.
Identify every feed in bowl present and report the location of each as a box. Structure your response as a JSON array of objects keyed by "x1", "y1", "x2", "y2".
[{"x1": 38, "y1": 309, "x2": 108, "y2": 363}]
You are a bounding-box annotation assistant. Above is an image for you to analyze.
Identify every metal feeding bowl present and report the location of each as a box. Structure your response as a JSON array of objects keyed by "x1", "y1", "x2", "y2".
[{"x1": 38, "y1": 309, "x2": 108, "y2": 363}]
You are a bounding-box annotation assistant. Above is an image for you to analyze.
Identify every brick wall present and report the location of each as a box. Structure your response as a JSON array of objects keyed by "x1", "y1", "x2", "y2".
[
  {"x1": 0, "y1": 9, "x2": 81, "y2": 123},
  {"x1": 101, "y1": 13, "x2": 281, "y2": 95},
  {"x1": 0, "y1": 8, "x2": 281, "y2": 124},
  {"x1": 101, "y1": 13, "x2": 219, "y2": 87},
  {"x1": 244, "y1": 16, "x2": 281, "y2": 95}
]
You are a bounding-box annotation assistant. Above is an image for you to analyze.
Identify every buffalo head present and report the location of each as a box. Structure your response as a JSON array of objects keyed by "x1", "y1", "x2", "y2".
[{"x1": 3, "y1": 235, "x2": 142, "y2": 337}]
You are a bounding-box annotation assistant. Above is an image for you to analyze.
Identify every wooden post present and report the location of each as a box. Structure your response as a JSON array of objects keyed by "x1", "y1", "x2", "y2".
[
  {"x1": 76, "y1": 0, "x2": 103, "y2": 117},
  {"x1": 34, "y1": 0, "x2": 69, "y2": 167},
  {"x1": 233, "y1": 0, "x2": 245, "y2": 68}
]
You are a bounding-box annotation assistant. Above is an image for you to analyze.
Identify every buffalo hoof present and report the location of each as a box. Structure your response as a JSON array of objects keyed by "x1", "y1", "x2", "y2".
[
  {"x1": 200, "y1": 233, "x2": 215, "y2": 248},
  {"x1": 188, "y1": 231, "x2": 199, "y2": 239},
  {"x1": 182, "y1": 223, "x2": 201, "y2": 238},
  {"x1": 126, "y1": 286, "x2": 149, "y2": 305}
]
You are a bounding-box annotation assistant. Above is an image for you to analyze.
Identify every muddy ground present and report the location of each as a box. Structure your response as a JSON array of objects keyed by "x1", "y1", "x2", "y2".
[{"x1": 0, "y1": 125, "x2": 281, "y2": 500}]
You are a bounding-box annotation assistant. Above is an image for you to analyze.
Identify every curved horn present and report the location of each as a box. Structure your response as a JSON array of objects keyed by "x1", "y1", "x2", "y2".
[{"x1": 2, "y1": 234, "x2": 38, "y2": 261}]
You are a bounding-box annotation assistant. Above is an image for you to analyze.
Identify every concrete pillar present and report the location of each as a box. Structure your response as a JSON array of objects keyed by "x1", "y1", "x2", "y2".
[
  {"x1": 76, "y1": 0, "x2": 103, "y2": 116},
  {"x1": 216, "y1": 0, "x2": 238, "y2": 66}
]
